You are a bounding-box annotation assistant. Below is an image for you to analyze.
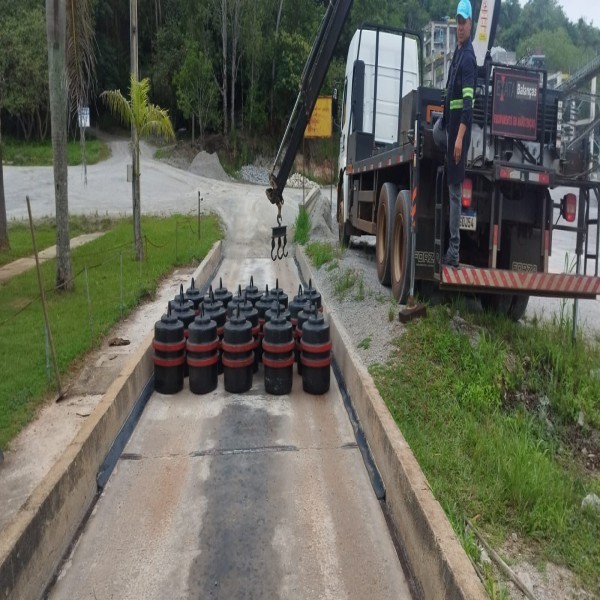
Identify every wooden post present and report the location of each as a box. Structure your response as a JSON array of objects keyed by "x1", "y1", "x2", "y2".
[{"x1": 27, "y1": 196, "x2": 63, "y2": 398}]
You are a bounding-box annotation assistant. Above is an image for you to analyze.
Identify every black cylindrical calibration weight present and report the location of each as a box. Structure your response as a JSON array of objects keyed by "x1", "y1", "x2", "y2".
[
  {"x1": 222, "y1": 307, "x2": 254, "y2": 393},
  {"x1": 263, "y1": 307, "x2": 295, "y2": 395},
  {"x1": 185, "y1": 277, "x2": 203, "y2": 315},
  {"x1": 187, "y1": 309, "x2": 219, "y2": 394},
  {"x1": 289, "y1": 286, "x2": 308, "y2": 370},
  {"x1": 305, "y1": 278, "x2": 322, "y2": 312},
  {"x1": 244, "y1": 276, "x2": 262, "y2": 306},
  {"x1": 301, "y1": 313, "x2": 332, "y2": 395},
  {"x1": 255, "y1": 285, "x2": 273, "y2": 364},
  {"x1": 204, "y1": 291, "x2": 227, "y2": 374},
  {"x1": 271, "y1": 278, "x2": 288, "y2": 308},
  {"x1": 153, "y1": 306, "x2": 185, "y2": 394},
  {"x1": 214, "y1": 277, "x2": 233, "y2": 309},
  {"x1": 296, "y1": 302, "x2": 318, "y2": 375},
  {"x1": 238, "y1": 298, "x2": 260, "y2": 373},
  {"x1": 226, "y1": 285, "x2": 246, "y2": 319},
  {"x1": 172, "y1": 284, "x2": 196, "y2": 377}
]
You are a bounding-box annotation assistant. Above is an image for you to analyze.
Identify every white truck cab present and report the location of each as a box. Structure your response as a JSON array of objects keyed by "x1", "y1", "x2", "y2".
[{"x1": 338, "y1": 28, "x2": 420, "y2": 233}]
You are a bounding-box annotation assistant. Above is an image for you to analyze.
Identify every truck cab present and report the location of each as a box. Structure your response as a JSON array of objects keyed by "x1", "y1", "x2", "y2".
[{"x1": 338, "y1": 27, "x2": 419, "y2": 242}]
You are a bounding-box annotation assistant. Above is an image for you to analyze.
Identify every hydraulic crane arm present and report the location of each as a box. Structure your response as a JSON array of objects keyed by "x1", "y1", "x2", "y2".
[{"x1": 266, "y1": 0, "x2": 354, "y2": 212}]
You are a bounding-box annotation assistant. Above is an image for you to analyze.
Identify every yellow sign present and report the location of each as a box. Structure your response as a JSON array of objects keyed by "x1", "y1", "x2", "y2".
[{"x1": 305, "y1": 96, "x2": 332, "y2": 138}]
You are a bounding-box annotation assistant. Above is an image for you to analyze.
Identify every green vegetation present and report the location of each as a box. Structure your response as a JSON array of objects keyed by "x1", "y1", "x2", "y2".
[
  {"x1": 371, "y1": 306, "x2": 600, "y2": 591},
  {"x1": 0, "y1": 216, "x2": 114, "y2": 267},
  {"x1": 358, "y1": 336, "x2": 371, "y2": 350},
  {"x1": 0, "y1": 214, "x2": 222, "y2": 448},
  {"x1": 305, "y1": 241, "x2": 338, "y2": 268},
  {"x1": 293, "y1": 205, "x2": 311, "y2": 245},
  {"x1": 2, "y1": 137, "x2": 110, "y2": 167},
  {"x1": 332, "y1": 267, "x2": 364, "y2": 301}
]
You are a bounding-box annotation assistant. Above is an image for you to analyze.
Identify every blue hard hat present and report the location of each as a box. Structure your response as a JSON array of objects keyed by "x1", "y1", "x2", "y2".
[{"x1": 456, "y1": 0, "x2": 472, "y2": 19}]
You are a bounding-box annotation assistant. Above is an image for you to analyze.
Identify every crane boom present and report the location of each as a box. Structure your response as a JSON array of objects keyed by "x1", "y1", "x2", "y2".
[{"x1": 266, "y1": 0, "x2": 354, "y2": 210}]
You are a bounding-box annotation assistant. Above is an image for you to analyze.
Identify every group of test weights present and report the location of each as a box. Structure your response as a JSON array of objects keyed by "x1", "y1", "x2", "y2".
[{"x1": 153, "y1": 277, "x2": 332, "y2": 396}]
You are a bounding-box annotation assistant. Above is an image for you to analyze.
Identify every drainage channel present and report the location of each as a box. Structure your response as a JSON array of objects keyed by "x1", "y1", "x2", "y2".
[{"x1": 45, "y1": 257, "x2": 415, "y2": 600}]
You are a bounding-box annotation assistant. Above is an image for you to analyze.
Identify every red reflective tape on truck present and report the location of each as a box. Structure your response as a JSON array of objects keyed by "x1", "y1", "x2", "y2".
[
  {"x1": 152, "y1": 339, "x2": 186, "y2": 352},
  {"x1": 221, "y1": 354, "x2": 255, "y2": 369},
  {"x1": 187, "y1": 355, "x2": 219, "y2": 368},
  {"x1": 262, "y1": 355, "x2": 295, "y2": 369},
  {"x1": 153, "y1": 355, "x2": 186, "y2": 368},
  {"x1": 300, "y1": 355, "x2": 332, "y2": 369},
  {"x1": 300, "y1": 340, "x2": 333, "y2": 354},
  {"x1": 221, "y1": 339, "x2": 257, "y2": 353},
  {"x1": 186, "y1": 339, "x2": 220, "y2": 353},
  {"x1": 440, "y1": 266, "x2": 600, "y2": 298},
  {"x1": 262, "y1": 340, "x2": 296, "y2": 354}
]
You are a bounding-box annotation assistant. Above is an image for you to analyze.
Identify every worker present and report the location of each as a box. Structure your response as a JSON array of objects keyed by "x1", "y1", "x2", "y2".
[{"x1": 434, "y1": 0, "x2": 476, "y2": 267}]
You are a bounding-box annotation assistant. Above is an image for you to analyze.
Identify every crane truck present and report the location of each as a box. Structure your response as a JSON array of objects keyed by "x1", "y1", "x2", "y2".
[{"x1": 267, "y1": 0, "x2": 600, "y2": 319}]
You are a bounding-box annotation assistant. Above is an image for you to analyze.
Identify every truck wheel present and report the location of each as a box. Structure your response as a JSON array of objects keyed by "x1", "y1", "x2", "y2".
[
  {"x1": 376, "y1": 182, "x2": 397, "y2": 285},
  {"x1": 480, "y1": 293, "x2": 512, "y2": 315},
  {"x1": 508, "y1": 295, "x2": 529, "y2": 322},
  {"x1": 391, "y1": 190, "x2": 412, "y2": 303},
  {"x1": 337, "y1": 178, "x2": 350, "y2": 247}
]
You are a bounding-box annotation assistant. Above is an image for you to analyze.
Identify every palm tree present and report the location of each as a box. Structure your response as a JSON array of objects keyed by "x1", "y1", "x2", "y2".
[
  {"x1": 46, "y1": 0, "x2": 95, "y2": 290},
  {"x1": 101, "y1": 76, "x2": 175, "y2": 260}
]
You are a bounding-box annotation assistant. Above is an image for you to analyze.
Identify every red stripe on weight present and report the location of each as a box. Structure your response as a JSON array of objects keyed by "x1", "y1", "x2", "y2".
[
  {"x1": 300, "y1": 355, "x2": 331, "y2": 368},
  {"x1": 187, "y1": 355, "x2": 219, "y2": 368},
  {"x1": 186, "y1": 339, "x2": 220, "y2": 353},
  {"x1": 262, "y1": 355, "x2": 295, "y2": 369},
  {"x1": 300, "y1": 340, "x2": 333, "y2": 353},
  {"x1": 262, "y1": 340, "x2": 296, "y2": 354},
  {"x1": 222, "y1": 354, "x2": 255, "y2": 368},
  {"x1": 152, "y1": 339, "x2": 186, "y2": 352},
  {"x1": 221, "y1": 339, "x2": 256, "y2": 353},
  {"x1": 153, "y1": 355, "x2": 185, "y2": 367}
]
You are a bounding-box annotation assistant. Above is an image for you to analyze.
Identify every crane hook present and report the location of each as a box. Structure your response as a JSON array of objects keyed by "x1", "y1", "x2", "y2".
[{"x1": 271, "y1": 203, "x2": 288, "y2": 261}]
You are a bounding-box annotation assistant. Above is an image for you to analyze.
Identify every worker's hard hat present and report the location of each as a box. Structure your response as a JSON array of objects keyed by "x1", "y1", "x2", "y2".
[{"x1": 456, "y1": 0, "x2": 472, "y2": 20}]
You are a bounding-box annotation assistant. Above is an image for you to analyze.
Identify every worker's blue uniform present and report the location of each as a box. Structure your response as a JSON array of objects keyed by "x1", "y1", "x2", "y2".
[{"x1": 442, "y1": 37, "x2": 476, "y2": 185}]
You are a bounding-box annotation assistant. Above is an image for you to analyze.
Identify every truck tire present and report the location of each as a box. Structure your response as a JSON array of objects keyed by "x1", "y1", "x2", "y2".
[
  {"x1": 376, "y1": 182, "x2": 397, "y2": 285},
  {"x1": 508, "y1": 295, "x2": 529, "y2": 322},
  {"x1": 391, "y1": 190, "x2": 412, "y2": 303},
  {"x1": 480, "y1": 293, "x2": 512, "y2": 315},
  {"x1": 337, "y1": 176, "x2": 350, "y2": 247}
]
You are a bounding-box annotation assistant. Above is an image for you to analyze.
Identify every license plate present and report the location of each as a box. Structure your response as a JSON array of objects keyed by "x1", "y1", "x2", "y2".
[{"x1": 460, "y1": 211, "x2": 477, "y2": 231}]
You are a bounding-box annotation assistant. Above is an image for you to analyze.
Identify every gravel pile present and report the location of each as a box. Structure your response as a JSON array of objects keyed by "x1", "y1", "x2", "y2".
[
  {"x1": 239, "y1": 165, "x2": 320, "y2": 190},
  {"x1": 286, "y1": 172, "x2": 319, "y2": 189},
  {"x1": 239, "y1": 165, "x2": 270, "y2": 185}
]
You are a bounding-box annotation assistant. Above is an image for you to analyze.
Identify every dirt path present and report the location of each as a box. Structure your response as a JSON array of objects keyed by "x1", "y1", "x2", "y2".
[{"x1": 0, "y1": 233, "x2": 105, "y2": 284}]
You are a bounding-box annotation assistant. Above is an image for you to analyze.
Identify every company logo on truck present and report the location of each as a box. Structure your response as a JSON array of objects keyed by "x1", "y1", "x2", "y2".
[{"x1": 492, "y1": 68, "x2": 539, "y2": 141}]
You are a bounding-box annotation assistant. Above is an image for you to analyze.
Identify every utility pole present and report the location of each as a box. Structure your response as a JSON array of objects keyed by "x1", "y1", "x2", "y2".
[
  {"x1": 130, "y1": 0, "x2": 138, "y2": 79},
  {"x1": 130, "y1": 0, "x2": 143, "y2": 259}
]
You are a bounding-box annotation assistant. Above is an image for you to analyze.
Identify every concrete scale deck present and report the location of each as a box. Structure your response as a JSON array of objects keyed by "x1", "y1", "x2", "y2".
[{"x1": 48, "y1": 258, "x2": 413, "y2": 600}]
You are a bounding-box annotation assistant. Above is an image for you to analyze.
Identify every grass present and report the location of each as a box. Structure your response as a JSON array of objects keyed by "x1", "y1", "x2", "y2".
[
  {"x1": 293, "y1": 205, "x2": 311, "y2": 245},
  {"x1": 0, "y1": 214, "x2": 222, "y2": 449},
  {"x1": 0, "y1": 216, "x2": 115, "y2": 267},
  {"x1": 305, "y1": 241, "x2": 339, "y2": 268},
  {"x1": 3, "y1": 136, "x2": 110, "y2": 166},
  {"x1": 370, "y1": 306, "x2": 600, "y2": 593}
]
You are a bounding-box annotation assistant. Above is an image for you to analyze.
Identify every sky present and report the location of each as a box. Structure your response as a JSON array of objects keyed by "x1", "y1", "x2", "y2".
[{"x1": 518, "y1": 0, "x2": 600, "y2": 27}]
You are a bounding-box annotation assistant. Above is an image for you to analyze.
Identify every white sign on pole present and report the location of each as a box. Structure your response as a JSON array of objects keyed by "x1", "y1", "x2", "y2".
[{"x1": 78, "y1": 106, "x2": 90, "y2": 128}]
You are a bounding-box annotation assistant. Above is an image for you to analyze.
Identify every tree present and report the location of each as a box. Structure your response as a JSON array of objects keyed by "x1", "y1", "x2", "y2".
[
  {"x1": 101, "y1": 76, "x2": 175, "y2": 260},
  {"x1": 174, "y1": 45, "x2": 221, "y2": 146},
  {"x1": 45, "y1": 0, "x2": 95, "y2": 291},
  {"x1": 46, "y1": 0, "x2": 72, "y2": 290}
]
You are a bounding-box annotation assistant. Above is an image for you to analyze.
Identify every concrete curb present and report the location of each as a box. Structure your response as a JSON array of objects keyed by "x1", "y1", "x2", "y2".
[
  {"x1": 296, "y1": 247, "x2": 487, "y2": 600},
  {"x1": 0, "y1": 241, "x2": 222, "y2": 600}
]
